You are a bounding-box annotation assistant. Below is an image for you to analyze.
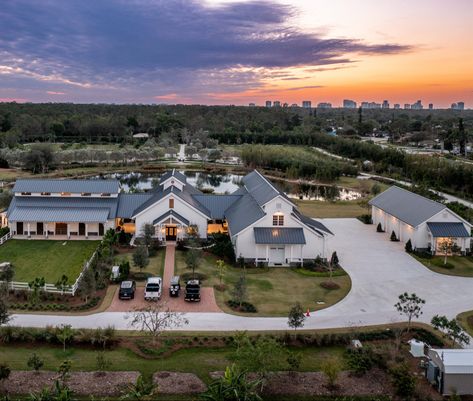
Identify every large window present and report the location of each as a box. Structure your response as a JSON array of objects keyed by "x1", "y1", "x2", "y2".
[{"x1": 272, "y1": 214, "x2": 284, "y2": 226}]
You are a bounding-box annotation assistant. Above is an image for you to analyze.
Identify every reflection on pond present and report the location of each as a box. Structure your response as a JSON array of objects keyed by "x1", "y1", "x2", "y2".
[{"x1": 99, "y1": 171, "x2": 361, "y2": 201}]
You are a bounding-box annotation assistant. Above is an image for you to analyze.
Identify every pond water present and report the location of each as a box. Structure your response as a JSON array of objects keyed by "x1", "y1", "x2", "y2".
[{"x1": 100, "y1": 171, "x2": 361, "y2": 201}]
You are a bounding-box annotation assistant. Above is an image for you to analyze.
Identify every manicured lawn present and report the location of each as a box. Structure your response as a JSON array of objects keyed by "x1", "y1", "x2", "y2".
[
  {"x1": 0, "y1": 240, "x2": 99, "y2": 284},
  {"x1": 457, "y1": 310, "x2": 473, "y2": 337},
  {"x1": 294, "y1": 199, "x2": 367, "y2": 218},
  {"x1": 0, "y1": 343, "x2": 346, "y2": 382},
  {"x1": 412, "y1": 254, "x2": 473, "y2": 277},
  {"x1": 175, "y1": 251, "x2": 351, "y2": 316},
  {"x1": 118, "y1": 248, "x2": 166, "y2": 286}
]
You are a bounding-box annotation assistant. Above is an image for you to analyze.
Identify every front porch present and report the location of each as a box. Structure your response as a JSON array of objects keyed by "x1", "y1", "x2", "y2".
[
  {"x1": 12, "y1": 221, "x2": 106, "y2": 240},
  {"x1": 427, "y1": 222, "x2": 471, "y2": 255}
]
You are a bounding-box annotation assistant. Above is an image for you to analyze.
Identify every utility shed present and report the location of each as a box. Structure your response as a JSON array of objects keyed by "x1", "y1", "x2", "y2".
[{"x1": 427, "y1": 348, "x2": 473, "y2": 395}]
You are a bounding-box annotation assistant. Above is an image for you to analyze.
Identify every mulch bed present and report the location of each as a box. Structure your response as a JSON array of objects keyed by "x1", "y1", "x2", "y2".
[
  {"x1": 210, "y1": 369, "x2": 392, "y2": 396},
  {"x1": 2, "y1": 371, "x2": 140, "y2": 396},
  {"x1": 153, "y1": 371, "x2": 207, "y2": 394}
]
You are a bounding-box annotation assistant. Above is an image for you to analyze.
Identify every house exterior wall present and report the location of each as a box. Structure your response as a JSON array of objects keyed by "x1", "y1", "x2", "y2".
[
  {"x1": 429, "y1": 350, "x2": 473, "y2": 395},
  {"x1": 232, "y1": 196, "x2": 327, "y2": 264},
  {"x1": 134, "y1": 194, "x2": 208, "y2": 238}
]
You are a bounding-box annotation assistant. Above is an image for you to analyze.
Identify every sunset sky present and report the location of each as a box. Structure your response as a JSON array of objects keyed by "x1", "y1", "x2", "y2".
[{"x1": 0, "y1": 0, "x2": 472, "y2": 107}]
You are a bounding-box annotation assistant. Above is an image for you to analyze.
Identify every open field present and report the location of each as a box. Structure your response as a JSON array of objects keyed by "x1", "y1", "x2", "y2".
[
  {"x1": 175, "y1": 251, "x2": 351, "y2": 316},
  {"x1": 412, "y1": 254, "x2": 473, "y2": 277},
  {"x1": 294, "y1": 199, "x2": 367, "y2": 218},
  {"x1": 0, "y1": 240, "x2": 99, "y2": 283}
]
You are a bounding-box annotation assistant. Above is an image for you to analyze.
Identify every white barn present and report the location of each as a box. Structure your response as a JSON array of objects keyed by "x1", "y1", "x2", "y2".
[{"x1": 369, "y1": 186, "x2": 472, "y2": 253}]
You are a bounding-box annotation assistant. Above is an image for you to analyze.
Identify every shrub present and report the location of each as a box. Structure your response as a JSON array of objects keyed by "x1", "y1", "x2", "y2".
[
  {"x1": 321, "y1": 358, "x2": 341, "y2": 390},
  {"x1": 357, "y1": 214, "x2": 372, "y2": 224},
  {"x1": 226, "y1": 300, "x2": 257, "y2": 313},
  {"x1": 390, "y1": 363, "x2": 416, "y2": 399},
  {"x1": 345, "y1": 347, "x2": 377, "y2": 376},
  {"x1": 27, "y1": 353, "x2": 44, "y2": 372},
  {"x1": 376, "y1": 223, "x2": 384, "y2": 232},
  {"x1": 405, "y1": 239, "x2": 413, "y2": 253},
  {"x1": 390, "y1": 231, "x2": 398, "y2": 241},
  {"x1": 181, "y1": 272, "x2": 207, "y2": 282}
]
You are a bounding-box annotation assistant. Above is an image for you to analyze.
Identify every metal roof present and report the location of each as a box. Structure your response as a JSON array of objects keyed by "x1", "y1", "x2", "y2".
[
  {"x1": 225, "y1": 189, "x2": 265, "y2": 235},
  {"x1": 369, "y1": 186, "x2": 446, "y2": 227},
  {"x1": 152, "y1": 210, "x2": 189, "y2": 226},
  {"x1": 430, "y1": 349, "x2": 473, "y2": 374},
  {"x1": 292, "y1": 209, "x2": 333, "y2": 236},
  {"x1": 426, "y1": 222, "x2": 471, "y2": 237},
  {"x1": 117, "y1": 193, "x2": 153, "y2": 218},
  {"x1": 159, "y1": 169, "x2": 187, "y2": 184},
  {"x1": 192, "y1": 195, "x2": 241, "y2": 219},
  {"x1": 12, "y1": 179, "x2": 119, "y2": 194},
  {"x1": 8, "y1": 207, "x2": 110, "y2": 223},
  {"x1": 242, "y1": 170, "x2": 282, "y2": 206},
  {"x1": 254, "y1": 227, "x2": 306, "y2": 244}
]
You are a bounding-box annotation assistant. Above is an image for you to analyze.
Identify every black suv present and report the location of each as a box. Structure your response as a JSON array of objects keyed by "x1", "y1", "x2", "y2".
[
  {"x1": 119, "y1": 280, "x2": 136, "y2": 300},
  {"x1": 184, "y1": 279, "x2": 201, "y2": 302}
]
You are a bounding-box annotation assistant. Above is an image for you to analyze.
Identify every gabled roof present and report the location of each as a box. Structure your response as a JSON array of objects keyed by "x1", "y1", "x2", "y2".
[
  {"x1": 159, "y1": 169, "x2": 187, "y2": 184},
  {"x1": 254, "y1": 227, "x2": 306, "y2": 244},
  {"x1": 292, "y1": 208, "x2": 333, "y2": 236},
  {"x1": 430, "y1": 349, "x2": 473, "y2": 374},
  {"x1": 117, "y1": 193, "x2": 154, "y2": 218},
  {"x1": 12, "y1": 179, "x2": 119, "y2": 194},
  {"x1": 192, "y1": 195, "x2": 241, "y2": 219},
  {"x1": 224, "y1": 188, "x2": 265, "y2": 235},
  {"x1": 369, "y1": 186, "x2": 446, "y2": 227},
  {"x1": 242, "y1": 170, "x2": 289, "y2": 206},
  {"x1": 426, "y1": 222, "x2": 470, "y2": 237},
  {"x1": 152, "y1": 210, "x2": 190, "y2": 226}
]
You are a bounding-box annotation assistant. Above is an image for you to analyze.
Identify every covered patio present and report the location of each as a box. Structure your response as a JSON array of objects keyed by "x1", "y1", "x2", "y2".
[
  {"x1": 427, "y1": 222, "x2": 471, "y2": 255},
  {"x1": 153, "y1": 210, "x2": 189, "y2": 242}
]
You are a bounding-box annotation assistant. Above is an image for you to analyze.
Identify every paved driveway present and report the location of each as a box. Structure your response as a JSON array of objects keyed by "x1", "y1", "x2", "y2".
[{"x1": 11, "y1": 219, "x2": 473, "y2": 332}]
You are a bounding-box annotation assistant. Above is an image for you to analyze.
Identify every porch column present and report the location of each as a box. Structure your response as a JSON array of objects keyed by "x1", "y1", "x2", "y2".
[
  {"x1": 67, "y1": 224, "x2": 70, "y2": 239},
  {"x1": 300, "y1": 245, "x2": 303, "y2": 266},
  {"x1": 290, "y1": 245, "x2": 293, "y2": 262},
  {"x1": 85, "y1": 223, "x2": 88, "y2": 238},
  {"x1": 265, "y1": 245, "x2": 269, "y2": 261},
  {"x1": 45, "y1": 222, "x2": 48, "y2": 238},
  {"x1": 27, "y1": 223, "x2": 31, "y2": 237}
]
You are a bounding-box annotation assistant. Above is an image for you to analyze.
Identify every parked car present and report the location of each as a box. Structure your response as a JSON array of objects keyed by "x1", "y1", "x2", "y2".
[
  {"x1": 118, "y1": 280, "x2": 136, "y2": 300},
  {"x1": 169, "y1": 275, "x2": 181, "y2": 297},
  {"x1": 144, "y1": 277, "x2": 162, "y2": 301},
  {"x1": 184, "y1": 279, "x2": 201, "y2": 302}
]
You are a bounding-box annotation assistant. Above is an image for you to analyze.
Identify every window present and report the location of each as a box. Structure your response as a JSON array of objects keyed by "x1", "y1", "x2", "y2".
[
  {"x1": 272, "y1": 214, "x2": 284, "y2": 226},
  {"x1": 101, "y1": 193, "x2": 111, "y2": 197},
  {"x1": 41, "y1": 192, "x2": 51, "y2": 196},
  {"x1": 169, "y1": 198, "x2": 174, "y2": 208},
  {"x1": 81, "y1": 192, "x2": 91, "y2": 197},
  {"x1": 20, "y1": 192, "x2": 31, "y2": 196},
  {"x1": 61, "y1": 192, "x2": 71, "y2": 196}
]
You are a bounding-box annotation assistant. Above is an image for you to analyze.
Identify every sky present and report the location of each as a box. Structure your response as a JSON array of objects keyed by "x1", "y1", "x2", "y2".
[{"x1": 0, "y1": 0, "x2": 472, "y2": 107}]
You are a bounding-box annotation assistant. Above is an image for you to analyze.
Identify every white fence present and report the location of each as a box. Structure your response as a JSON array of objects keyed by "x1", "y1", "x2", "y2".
[
  {"x1": 0, "y1": 231, "x2": 11, "y2": 246},
  {"x1": 0, "y1": 249, "x2": 98, "y2": 296}
]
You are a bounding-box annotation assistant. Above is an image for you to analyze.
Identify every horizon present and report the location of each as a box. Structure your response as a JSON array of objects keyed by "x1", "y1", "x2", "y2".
[{"x1": 0, "y1": 0, "x2": 472, "y2": 107}]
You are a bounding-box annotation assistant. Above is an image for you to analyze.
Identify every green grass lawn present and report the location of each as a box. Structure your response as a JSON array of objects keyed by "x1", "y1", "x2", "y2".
[
  {"x1": 457, "y1": 310, "x2": 473, "y2": 337},
  {"x1": 0, "y1": 240, "x2": 99, "y2": 284},
  {"x1": 294, "y1": 199, "x2": 367, "y2": 218},
  {"x1": 412, "y1": 254, "x2": 473, "y2": 277},
  {"x1": 118, "y1": 248, "x2": 166, "y2": 286},
  {"x1": 0, "y1": 343, "x2": 346, "y2": 383},
  {"x1": 175, "y1": 251, "x2": 351, "y2": 316}
]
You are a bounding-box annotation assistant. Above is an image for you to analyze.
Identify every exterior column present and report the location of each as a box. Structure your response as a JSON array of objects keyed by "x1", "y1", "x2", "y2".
[
  {"x1": 27, "y1": 223, "x2": 30, "y2": 237},
  {"x1": 85, "y1": 223, "x2": 88, "y2": 238},
  {"x1": 300, "y1": 245, "x2": 303, "y2": 266},
  {"x1": 45, "y1": 223, "x2": 48, "y2": 238},
  {"x1": 67, "y1": 224, "x2": 70, "y2": 239},
  {"x1": 265, "y1": 245, "x2": 269, "y2": 261},
  {"x1": 290, "y1": 245, "x2": 293, "y2": 262}
]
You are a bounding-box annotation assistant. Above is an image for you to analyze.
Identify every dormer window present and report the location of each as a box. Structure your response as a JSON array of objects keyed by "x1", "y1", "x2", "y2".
[
  {"x1": 41, "y1": 192, "x2": 51, "y2": 196},
  {"x1": 169, "y1": 198, "x2": 174, "y2": 209},
  {"x1": 81, "y1": 192, "x2": 91, "y2": 197},
  {"x1": 21, "y1": 192, "x2": 31, "y2": 196},
  {"x1": 101, "y1": 193, "x2": 111, "y2": 197},
  {"x1": 273, "y1": 213, "x2": 284, "y2": 226}
]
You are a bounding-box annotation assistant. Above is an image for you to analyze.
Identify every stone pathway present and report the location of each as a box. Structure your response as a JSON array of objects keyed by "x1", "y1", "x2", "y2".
[{"x1": 162, "y1": 242, "x2": 176, "y2": 291}]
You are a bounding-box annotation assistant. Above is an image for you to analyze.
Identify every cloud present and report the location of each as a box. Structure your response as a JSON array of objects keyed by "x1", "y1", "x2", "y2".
[
  {"x1": 46, "y1": 91, "x2": 66, "y2": 95},
  {"x1": 0, "y1": 0, "x2": 414, "y2": 103}
]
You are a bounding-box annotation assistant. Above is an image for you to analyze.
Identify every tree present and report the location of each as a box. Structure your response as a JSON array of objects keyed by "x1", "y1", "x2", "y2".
[
  {"x1": 286, "y1": 351, "x2": 302, "y2": 373},
  {"x1": 394, "y1": 292, "x2": 426, "y2": 332},
  {"x1": 185, "y1": 244, "x2": 202, "y2": 279},
  {"x1": 390, "y1": 230, "x2": 398, "y2": 241},
  {"x1": 437, "y1": 238, "x2": 453, "y2": 265},
  {"x1": 431, "y1": 315, "x2": 470, "y2": 347},
  {"x1": 56, "y1": 325, "x2": 74, "y2": 352},
  {"x1": 127, "y1": 303, "x2": 188, "y2": 345},
  {"x1": 55, "y1": 274, "x2": 69, "y2": 295},
  {"x1": 405, "y1": 239, "x2": 413, "y2": 253},
  {"x1": 215, "y1": 259, "x2": 227, "y2": 285},
  {"x1": 321, "y1": 358, "x2": 341, "y2": 391},
  {"x1": 28, "y1": 277, "x2": 45, "y2": 304},
  {"x1": 95, "y1": 351, "x2": 112, "y2": 376},
  {"x1": 232, "y1": 274, "x2": 247, "y2": 308},
  {"x1": 376, "y1": 223, "x2": 384, "y2": 232},
  {"x1": 0, "y1": 298, "x2": 9, "y2": 326},
  {"x1": 27, "y1": 353, "x2": 44, "y2": 373},
  {"x1": 24, "y1": 143, "x2": 56, "y2": 174},
  {"x1": 287, "y1": 302, "x2": 306, "y2": 332},
  {"x1": 133, "y1": 246, "x2": 149, "y2": 271},
  {"x1": 79, "y1": 267, "x2": 96, "y2": 302},
  {"x1": 141, "y1": 223, "x2": 155, "y2": 248},
  {"x1": 57, "y1": 360, "x2": 72, "y2": 383},
  {"x1": 329, "y1": 251, "x2": 339, "y2": 282}
]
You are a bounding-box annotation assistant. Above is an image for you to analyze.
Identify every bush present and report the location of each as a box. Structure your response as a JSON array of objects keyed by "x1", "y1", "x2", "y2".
[
  {"x1": 405, "y1": 239, "x2": 413, "y2": 253},
  {"x1": 209, "y1": 232, "x2": 236, "y2": 262},
  {"x1": 27, "y1": 353, "x2": 44, "y2": 372},
  {"x1": 357, "y1": 214, "x2": 372, "y2": 224},
  {"x1": 376, "y1": 223, "x2": 384, "y2": 232},
  {"x1": 345, "y1": 347, "x2": 377, "y2": 376},
  {"x1": 390, "y1": 363, "x2": 416, "y2": 398},
  {"x1": 390, "y1": 231, "x2": 398, "y2": 241},
  {"x1": 226, "y1": 300, "x2": 257, "y2": 313}
]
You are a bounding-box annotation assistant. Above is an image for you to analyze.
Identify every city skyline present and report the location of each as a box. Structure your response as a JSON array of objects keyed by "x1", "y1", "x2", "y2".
[{"x1": 0, "y1": 0, "x2": 471, "y2": 107}]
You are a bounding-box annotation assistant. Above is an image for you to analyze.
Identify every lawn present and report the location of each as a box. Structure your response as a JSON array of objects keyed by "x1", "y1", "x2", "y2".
[
  {"x1": 0, "y1": 240, "x2": 99, "y2": 284},
  {"x1": 294, "y1": 199, "x2": 367, "y2": 218},
  {"x1": 457, "y1": 310, "x2": 473, "y2": 337},
  {"x1": 412, "y1": 254, "x2": 473, "y2": 277},
  {"x1": 0, "y1": 343, "x2": 346, "y2": 383},
  {"x1": 118, "y1": 248, "x2": 166, "y2": 286},
  {"x1": 175, "y1": 251, "x2": 351, "y2": 316}
]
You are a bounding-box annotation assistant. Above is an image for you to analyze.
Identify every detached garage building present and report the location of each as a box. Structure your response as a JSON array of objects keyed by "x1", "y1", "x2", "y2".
[{"x1": 369, "y1": 186, "x2": 472, "y2": 253}]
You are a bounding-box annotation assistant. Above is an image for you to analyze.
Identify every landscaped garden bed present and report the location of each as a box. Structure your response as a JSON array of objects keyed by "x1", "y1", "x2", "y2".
[
  {"x1": 412, "y1": 253, "x2": 473, "y2": 277},
  {"x1": 154, "y1": 371, "x2": 207, "y2": 394}
]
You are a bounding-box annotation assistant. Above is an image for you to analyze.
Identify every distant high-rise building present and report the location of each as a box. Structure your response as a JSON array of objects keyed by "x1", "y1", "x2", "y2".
[
  {"x1": 290, "y1": 103, "x2": 298, "y2": 108},
  {"x1": 361, "y1": 101, "x2": 381, "y2": 109},
  {"x1": 394, "y1": 104, "x2": 400, "y2": 109},
  {"x1": 428, "y1": 103, "x2": 433, "y2": 110},
  {"x1": 411, "y1": 100, "x2": 423, "y2": 110},
  {"x1": 317, "y1": 102, "x2": 332, "y2": 109},
  {"x1": 404, "y1": 104, "x2": 411, "y2": 109},
  {"x1": 343, "y1": 99, "x2": 357, "y2": 108},
  {"x1": 452, "y1": 102, "x2": 465, "y2": 110},
  {"x1": 273, "y1": 100, "x2": 281, "y2": 107},
  {"x1": 302, "y1": 100, "x2": 311, "y2": 109},
  {"x1": 249, "y1": 103, "x2": 256, "y2": 107},
  {"x1": 382, "y1": 100, "x2": 389, "y2": 109},
  {"x1": 265, "y1": 100, "x2": 272, "y2": 108}
]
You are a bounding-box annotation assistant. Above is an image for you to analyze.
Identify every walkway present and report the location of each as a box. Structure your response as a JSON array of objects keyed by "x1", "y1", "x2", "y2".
[
  {"x1": 162, "y1": 242, "x2": 176, "y2": 292},
  {"x1": 11, "y1": 219, "x2": 473, "y2": 332}
]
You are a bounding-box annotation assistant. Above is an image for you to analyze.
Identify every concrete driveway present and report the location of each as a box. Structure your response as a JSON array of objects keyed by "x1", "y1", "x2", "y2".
[{"x1": 11, "y1": 219, "x2": 473, "y2": 332}]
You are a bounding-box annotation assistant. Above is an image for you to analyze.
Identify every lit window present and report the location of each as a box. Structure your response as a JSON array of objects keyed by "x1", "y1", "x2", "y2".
[
  {"x1": 21, "y1": 192, "x2": 31, "y2": 196},
  {"x1": 61, "y1": 192, "x2": 71, "y2": 196},
  {"x1": 169, "y1": 198, "x2": 174, "y2": 209},
  {"x1": 272, "y1": 214, "x2": 284, "y2": 226},
  {"x1": 101, "y1": 193, "x2": 111, "y2": 197},
  {"x1": 81, "y1": 192, "x2": 91, "y2": 197}
]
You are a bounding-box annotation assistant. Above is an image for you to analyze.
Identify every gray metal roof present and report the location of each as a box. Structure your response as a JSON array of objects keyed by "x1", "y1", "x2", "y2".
[
  {"x1": 159, "y1": 169, "x2": 187, "y2": 184},
  {"x1": 13, "y1": 179, "x2": 119, "y2": 194},
  {"x1": 292, "y1": 209, "x2": 333, "y2": 236},
  {"x1": 7, "y1": 196, "x2": 119, "y2": 219},
  {"x1": 254, "y1": 227, "x2": 306, "y2": 244},
  {"x1": 369, "y1": 186, "x2": 446, "y2": 227},
  {"x1": 426, "y1": 222, "x2": 471, "y2": 237},
  {"x1": 192, "y1": 195, "x2": 241, "y2": 219},
  {"x1": 225, "y1": 189, "x2": 265, "y2": 235},
  {"x1": 152, "y1": 210, "x2": 190, "y2": 226},
  {"x1": 8, "y1": 207, "x2": 110, "y2": 223},
  {"x1": 242, "y1": 170, "x2": 282, "y2": 206},
  {"x1": 117, "y1": 193, "x2": 153, "y2": 218}
]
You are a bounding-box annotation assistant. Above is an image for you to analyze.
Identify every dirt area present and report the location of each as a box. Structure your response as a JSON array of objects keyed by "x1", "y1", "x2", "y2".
[
  {"x1": 2, "y1": 371, "x2": 140, "y2": 396},
  {"x1": 153, "y1": 371, "x2": 207, "y2": 394},
  {"x1": 106, "y1": 286, "x2": 222, "y2": 312}
]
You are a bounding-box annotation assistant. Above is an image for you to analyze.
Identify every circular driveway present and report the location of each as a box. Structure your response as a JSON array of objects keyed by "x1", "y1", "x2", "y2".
[{"x1": 11, "y1": 219, "x2": 473, "y2": 333}]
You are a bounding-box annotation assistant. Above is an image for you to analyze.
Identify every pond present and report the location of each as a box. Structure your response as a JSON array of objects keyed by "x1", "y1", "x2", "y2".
[{"x1": 100, "y1": 171, "x2": 362, "y2": 201}]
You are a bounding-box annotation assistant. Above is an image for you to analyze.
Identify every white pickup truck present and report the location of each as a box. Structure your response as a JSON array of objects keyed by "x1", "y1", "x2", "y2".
[{"x1": 144, "y1": 277, "x2": 162, "y2": 301}]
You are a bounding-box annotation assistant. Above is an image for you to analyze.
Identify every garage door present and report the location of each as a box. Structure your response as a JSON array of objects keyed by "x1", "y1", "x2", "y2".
[{"x1": 269, "y1": 247, "x2": 285, "y2": 265}]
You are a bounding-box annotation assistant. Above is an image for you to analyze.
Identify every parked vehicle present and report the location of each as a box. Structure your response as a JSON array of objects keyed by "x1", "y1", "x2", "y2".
[
  {"x1": 144, "y1": 277, "x2": 162, "y2": 301},
  {"x1": 110, "y1": 265, "x2": 120, "y2": 282},
  {"x1": 184, "y1": 279, "x2": 201, "y2": 302},
  {"x1": 169, "y1": 275, "x2": 181, "y2": 297},
  {"x1": 118, "y1": 280, "x2": 136, "y2": 300}
]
